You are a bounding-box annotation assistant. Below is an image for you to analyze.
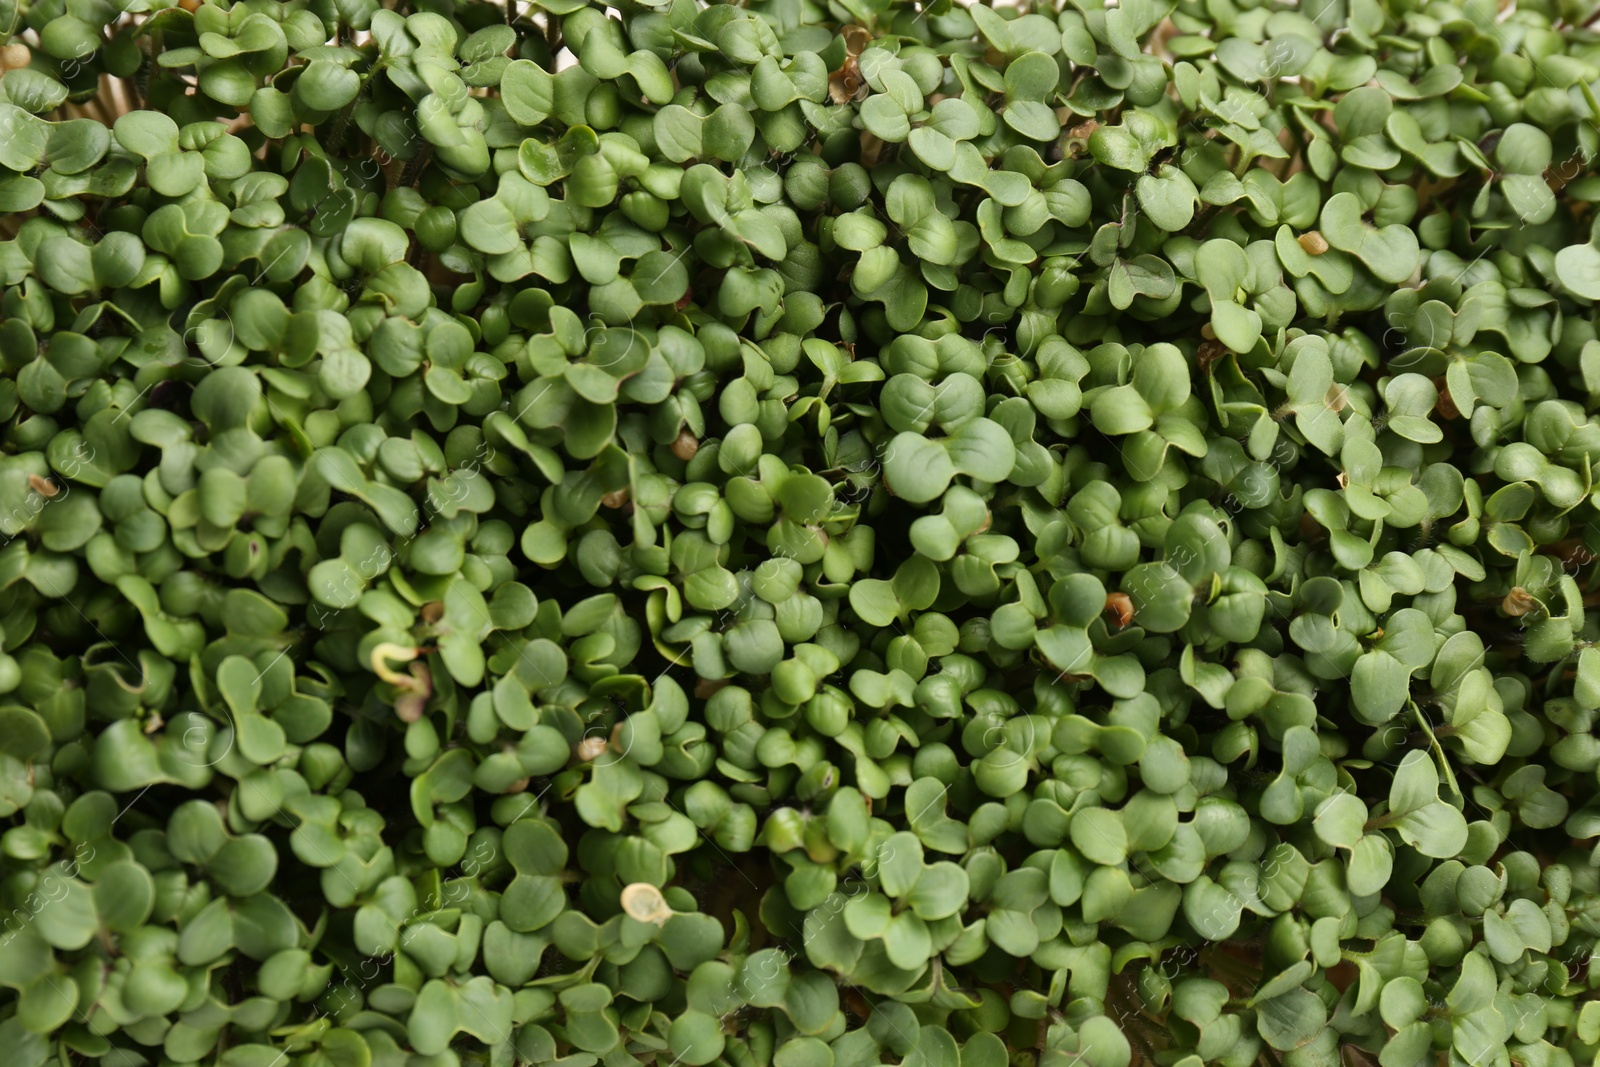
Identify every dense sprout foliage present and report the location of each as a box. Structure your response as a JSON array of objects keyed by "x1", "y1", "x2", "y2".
[{"x1": 6, "y1": 0, "x2": 1600, "y2": 1065}]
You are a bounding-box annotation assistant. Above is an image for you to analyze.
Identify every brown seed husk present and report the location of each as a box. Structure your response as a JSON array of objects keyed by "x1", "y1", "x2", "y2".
[
  {"x1": 1105, "y1": 593, "x2": 1134, "y2": 629},
  {"x1": 1502, "y1": 587, "x2": 1537, "y2": 617},
  {"x1": 1433, "y1": 375, "x2": 1460, "y2": 420},
  {"x1": 1298, "y1": 231, "x2": 1330, "y2": 255},
  {"x1": 620, "y1": 882, "x2": 673, "y2": 924}
]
